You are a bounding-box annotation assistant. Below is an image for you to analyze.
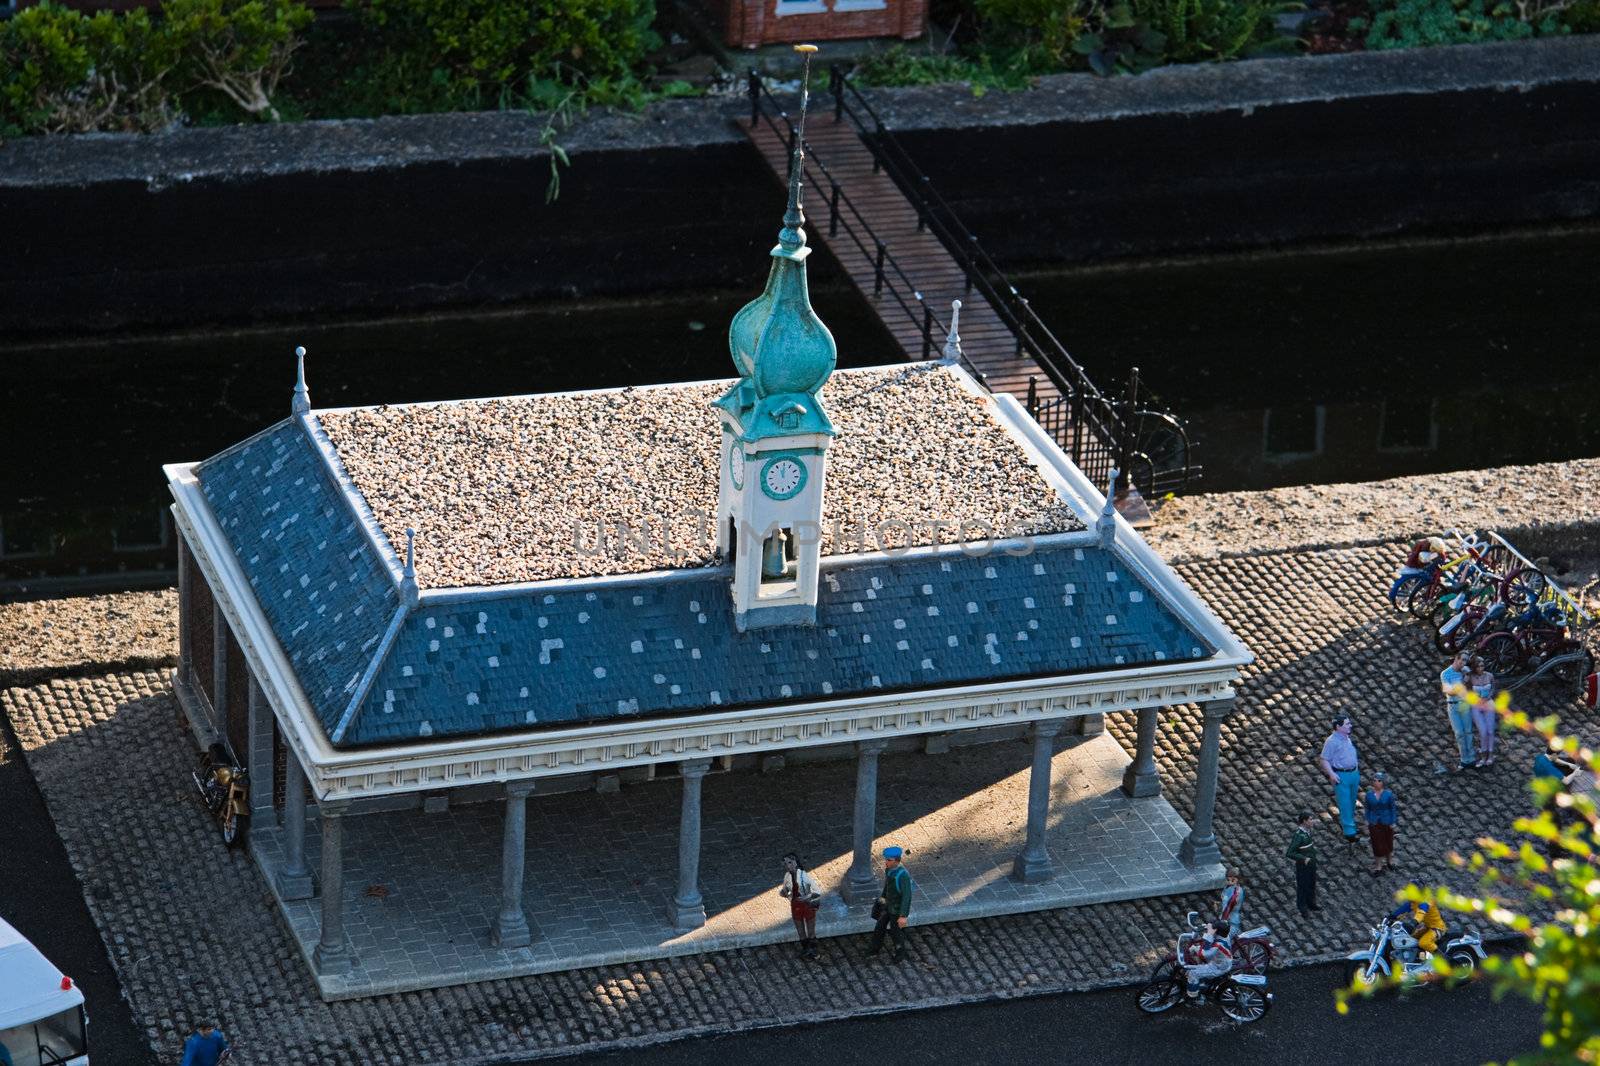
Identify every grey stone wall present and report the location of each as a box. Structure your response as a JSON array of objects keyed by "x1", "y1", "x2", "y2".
[{"x1": 2, "y1": 37, "x2": 1597, "y2": 328}]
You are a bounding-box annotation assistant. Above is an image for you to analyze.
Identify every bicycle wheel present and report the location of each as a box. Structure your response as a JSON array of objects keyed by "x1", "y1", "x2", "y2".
[
  {"x1": 1233, "y1": 939, "x2": 1272, "y2": 974},
  {"x1": 1392, "y1": 574, "x2": 1427, "y2": 614},
  {"x1": 1501, "y1": 568, "x2": 1549, "y2": 609},
  {"x1": 1219, "y1": 982, "x2": 1271, "y2": 1023},
  {"x1": 1552, "y1": 649, "x2": 1595, "y2": 688},
  {"x1": 1405, "y1": 581, "x2": 1441, "y2": 620},
  {"x1": 1136, "y1": 977, "x2": 1184, "y2": 1014},
  {"x1": 1475, "y1": 632, "x2": 1522, "y2": 675}
]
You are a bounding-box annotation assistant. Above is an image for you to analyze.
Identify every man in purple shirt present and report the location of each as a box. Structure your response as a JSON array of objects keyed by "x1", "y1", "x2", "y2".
[{"x1": 1318, "y1": 715, "x2": 1361, "y2": 843}]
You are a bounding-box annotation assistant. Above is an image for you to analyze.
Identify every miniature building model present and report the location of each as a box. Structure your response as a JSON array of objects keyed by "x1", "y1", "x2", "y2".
[
  {"x1": 723, "y1": 0, "x2": 927, "y2": 51},
  {"x1": 164, "y1": 90, "x2": 1249, "y2": 995}
]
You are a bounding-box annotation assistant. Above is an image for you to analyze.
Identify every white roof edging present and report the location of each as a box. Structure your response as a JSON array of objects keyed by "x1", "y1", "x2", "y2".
[{"x1": 989, "y1": 394, "x2": 1254, "y2": 669}]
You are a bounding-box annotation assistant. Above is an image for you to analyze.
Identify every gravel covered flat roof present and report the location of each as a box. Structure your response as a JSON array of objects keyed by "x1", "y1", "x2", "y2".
[{"x1": 317, "y1": 363, "x2": 1085, "y2": 589}]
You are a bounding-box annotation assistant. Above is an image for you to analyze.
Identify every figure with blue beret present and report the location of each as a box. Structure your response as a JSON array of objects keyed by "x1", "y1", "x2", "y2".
[{"x1": 866, "y1": 845, "x2": 914, "y2": 962}]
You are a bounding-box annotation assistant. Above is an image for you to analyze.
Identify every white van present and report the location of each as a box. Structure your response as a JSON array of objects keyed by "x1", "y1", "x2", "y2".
[{"x1": 0, "y1": 918, "x2": 89, "y2": 1066}]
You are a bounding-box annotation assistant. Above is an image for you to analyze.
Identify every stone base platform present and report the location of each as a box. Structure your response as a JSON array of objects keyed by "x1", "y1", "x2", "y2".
[{"x1": 251, "y1": 731, "x2": 1220, "y2": 1000}]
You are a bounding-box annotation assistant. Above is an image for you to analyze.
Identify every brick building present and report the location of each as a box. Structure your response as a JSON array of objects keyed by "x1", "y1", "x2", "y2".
[{"x1": 721, "y1": 0, "x2": 927, "y2": 50}]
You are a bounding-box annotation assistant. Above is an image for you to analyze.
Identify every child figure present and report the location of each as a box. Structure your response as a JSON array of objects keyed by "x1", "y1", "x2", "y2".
[
  {"x1": 1467, "y1": 656, "x2": 1497, "y2": 766},
  {"x1": 1218, "y1": 870, "x2": 1245, "y2": 941},
  {"x1": 779, "y1": 852, "x2": 822, "y2": 959}
]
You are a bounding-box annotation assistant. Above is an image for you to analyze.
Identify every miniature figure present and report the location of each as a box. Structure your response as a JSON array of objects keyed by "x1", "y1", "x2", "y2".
[
  {"x1": 1317, "y1": 715, "x2": 1361, "y2": 842},
  {"x1": 779, "y1": 852, "x2": 823, "y2": 959},
  {"x1": 1440, "y1": 650, "x2": 1477, "y2": 770},
  {"x1": 1286, "y1": 810, "x2": 1319, "y2": 917},
  {"x1": 1363, "y1": 772, "x2": 1397, "y2": 875},
  {"x1": 1466, "y1": 655, "x2": 1497, "y2": 766},
  {"x1": 1218, "y1": 870, "x2": 1245, "y2": 940},
  {"x1": 866, "y1": 845, "x2": 914, "y2": 962}
]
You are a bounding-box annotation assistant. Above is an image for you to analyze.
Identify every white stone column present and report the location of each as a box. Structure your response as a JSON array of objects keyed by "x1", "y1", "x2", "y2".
[
  {"x1": 491, "y1": 781, "x2": 536, "y2": 948},
  {"x1": 669, "y1": 759, "x2": 714, "y2": 931},
  {"x1": 1121, "y1": 705, "x2": 1162, "y2": 798},
  {"x1": 1012, "y1": 719, "x2": 1064, "y2": 883},
  {"x1": 211, "y1": 612, "x2": 228, "y2": 732},
  {"x1": 1179, "y1": 699, "x2": 1231, "y2": 867},
  {"x1": 275, "y1": 754, "x2": 314, "y2": 900},
  {"x1": 844, "y1": 739, "x2": 888, "y2": 905},
  {"x1": 246, "y1": 677, "x2": 274, "y2": 821},
  {"x1": 312, "y1": 800, "x2": 351, "y2": 974},
  {"x1": 177, "y1": 541, "x2": 193, "y2": 688}
]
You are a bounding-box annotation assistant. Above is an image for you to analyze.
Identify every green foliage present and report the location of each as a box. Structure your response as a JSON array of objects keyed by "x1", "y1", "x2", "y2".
[
  {"x1": 1359, "y1": 0, "x2": 1565, "y2": 48},
  {"x1": 163, "y1": 0, "x2": 313, "y2": 120},
  {"x1": 1562, "y1": 0, "x2": 1600, "y2": 30},
  {"x1": 355, "y1": 0, "x2": 659, "y2": 101},
  {"x1": 977, "y1": 0, "x2": 1100, "y2": 62},
  {"x1": 855, "y1": 43, "x2": 1048, "y2": 92},
  {"x1": 1136, "y1": 0, "x2": 1290, "y2": 60},
  {"x1": 0, "y1": 0, "x2": 312, "y2": 136},
  {"x1": 1337, "y1": 698, "x2": 1600, "y2": 1065},
  {"x1": 0, "y1": 3, "x2": 180, "y2": 135}
]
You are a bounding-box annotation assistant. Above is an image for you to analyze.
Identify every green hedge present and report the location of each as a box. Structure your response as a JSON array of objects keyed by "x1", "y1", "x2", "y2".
[{"x1": 0, "y1": 0, "x2": 310, "y2": 135}]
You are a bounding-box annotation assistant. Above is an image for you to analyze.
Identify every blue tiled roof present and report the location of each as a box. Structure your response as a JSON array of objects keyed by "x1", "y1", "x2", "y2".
[
  {"x1": 339, "y1": 545, "x2": 1211, "y2": 747},
  {"x1": 196, "y1": 421, "x2": 401, "y2": 736}
]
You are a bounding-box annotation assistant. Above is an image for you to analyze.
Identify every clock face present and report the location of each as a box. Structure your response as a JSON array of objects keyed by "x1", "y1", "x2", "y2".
[
  {"x1": 729, "y1": 444, "x2": 745, "y2": 489},
  {"x1": 760, "y1": 456, "x2": 806, "y2": 500}
]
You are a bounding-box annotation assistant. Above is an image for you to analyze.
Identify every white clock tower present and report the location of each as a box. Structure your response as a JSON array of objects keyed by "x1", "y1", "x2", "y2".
[{"x1": 713, "y1": 47, "x2": 836, "y2": 632}]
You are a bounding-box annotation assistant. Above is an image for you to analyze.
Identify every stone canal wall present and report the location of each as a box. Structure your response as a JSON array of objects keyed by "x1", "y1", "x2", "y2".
[{"x1": 1, "y1": 38, "x2": 1598, "y2": 334}]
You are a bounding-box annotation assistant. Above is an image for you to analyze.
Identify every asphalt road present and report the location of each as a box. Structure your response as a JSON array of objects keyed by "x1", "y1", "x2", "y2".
[
  {"x1": 554, "y1": 956, "x2": 1545, "y2": 1066},
  {"x1": 0, "y1": 713, "x2": 156, "y2": 1065}
]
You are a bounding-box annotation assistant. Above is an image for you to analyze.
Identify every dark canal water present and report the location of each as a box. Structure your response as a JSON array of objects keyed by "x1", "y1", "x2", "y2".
[{"x1": 4, "y1": 226, "x2": 1597, "y2": 591}]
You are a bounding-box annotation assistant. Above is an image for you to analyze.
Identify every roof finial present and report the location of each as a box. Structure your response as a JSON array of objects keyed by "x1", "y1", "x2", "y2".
[
  {"x1": 401, "y1": 527, "x2": 419, "y2": 607},
  {"x1": 291, "y1": 345, "x2": 310, "y2": 415},
  {"x1": 1097, "y1": 468, "x2": 1120, "y2": 546},
  {"x1": 778, "y1": 44, "x2": 819, "y2": 254},
  {"x1": 941, "y1": 299, "x2": 963, "y2": 363}
]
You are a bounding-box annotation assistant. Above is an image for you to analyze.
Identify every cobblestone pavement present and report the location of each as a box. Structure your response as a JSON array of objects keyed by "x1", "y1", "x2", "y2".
[
  {"x1": 5, "y1": 538, "x2": 1597, "y2": 1064},
  {"x1": 253, "y1": 731, "x2": 1214, "y2": 999}
]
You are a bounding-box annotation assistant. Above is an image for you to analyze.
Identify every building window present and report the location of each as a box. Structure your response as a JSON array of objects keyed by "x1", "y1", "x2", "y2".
[
  {"x1": 1262, "y1": 405, "x2": 1325, "y2": 460},
  {"x1": 774, "y1": 0, "x2": 830, "y2": 14},
  {"x1": 112, "y1": 506, "x2": 171, "y2": 552},
  {"x1": 0, "y1": 512, "x2": 55, "y2": 559},
  {"x1": 1376, "y1": 399, "x2": 1438, "y2": 453}
]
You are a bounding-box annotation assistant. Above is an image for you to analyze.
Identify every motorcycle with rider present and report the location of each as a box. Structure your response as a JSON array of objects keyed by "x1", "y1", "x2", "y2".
[
  {"x1": 1347, "y1": 895, "x2": 1486, "y2": 989},
  {"x1": 1137, "y1": 911, "x2": 1273, "y2": 1022}
]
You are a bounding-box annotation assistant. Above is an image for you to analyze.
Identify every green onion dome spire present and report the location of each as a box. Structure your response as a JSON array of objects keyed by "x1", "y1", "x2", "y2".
[{"x1": 728, "y1": 45, "x2": 837, "y2": 400}]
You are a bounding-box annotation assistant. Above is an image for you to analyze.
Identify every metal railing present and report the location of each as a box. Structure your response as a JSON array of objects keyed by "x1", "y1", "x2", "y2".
[
  {"x1": 747, "y1": 72, "x2": 991, "y2": 387},
  {"x1": 826, "y1": 65, "x2": 1139, "y2": 488}
]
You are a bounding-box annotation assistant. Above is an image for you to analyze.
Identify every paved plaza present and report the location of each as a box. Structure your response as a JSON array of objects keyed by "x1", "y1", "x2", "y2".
[
  {"x1": 252, "y1": 730, "x2": 1214, "y2": 999},
  {"x1": 3, "y1": 533, "x2": 1597, "y2": 1064}
]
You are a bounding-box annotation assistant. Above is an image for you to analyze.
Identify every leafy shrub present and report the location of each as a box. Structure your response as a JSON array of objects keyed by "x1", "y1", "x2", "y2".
[
  {"x1": 1137, "y1": 0, "x2": 1291, "y2": 60},
  {"x1": 355, "y1": 0, "x2": 659, "y2": 100},
  {"x1": 1562, "y1": 0, "x2": 1600, "y2": 29},
  {"x1": 0, "y1": 3, "x2": 180, "y2": 135},
  {"x1": 164, "y1": 0, "x2": 314, "y2": 121},
  {"x1": 1354, "y1": 0, "x2": 1565, "y2": 47},
  {"x1": 976, "y1": 0, "x2": 1099, "y2": 62},
  {"x1": 0, "y1": 0, "x2": 312, "y2": 136},
  {"x1": 1073, "y1": 0, "x2": 1293, "y2": 74}
]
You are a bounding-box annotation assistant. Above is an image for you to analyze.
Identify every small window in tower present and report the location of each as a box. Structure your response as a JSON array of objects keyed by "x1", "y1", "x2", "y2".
[{"x1": 757, "y1": 527, "x2": 800, "y2": 599}]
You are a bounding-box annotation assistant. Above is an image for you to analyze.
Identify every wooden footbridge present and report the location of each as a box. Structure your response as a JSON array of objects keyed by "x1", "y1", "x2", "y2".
[{"x1": 743, "y1": 69, "x2": 1196, "y2": 501}]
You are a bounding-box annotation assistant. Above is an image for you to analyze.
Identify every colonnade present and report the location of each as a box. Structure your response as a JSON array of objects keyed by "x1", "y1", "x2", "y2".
[{"x1": 256, "y1": 699, "x2": 1232, "y2": 971}]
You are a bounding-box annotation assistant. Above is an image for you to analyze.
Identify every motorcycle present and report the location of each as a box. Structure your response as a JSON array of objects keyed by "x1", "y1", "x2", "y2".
[
  {"x1": 1346, "y1": 917, "x2": 1486, "y2": 990},
  {"x1": 1149, "y1": 909, "x2": 1277, "y2": 977},
  {"x1": 1136, "y1": 911, "x2": 1273, "y2": 1023},
  {"x1": 192, "y1": 742, "x2": 250, "y2": 847}
]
